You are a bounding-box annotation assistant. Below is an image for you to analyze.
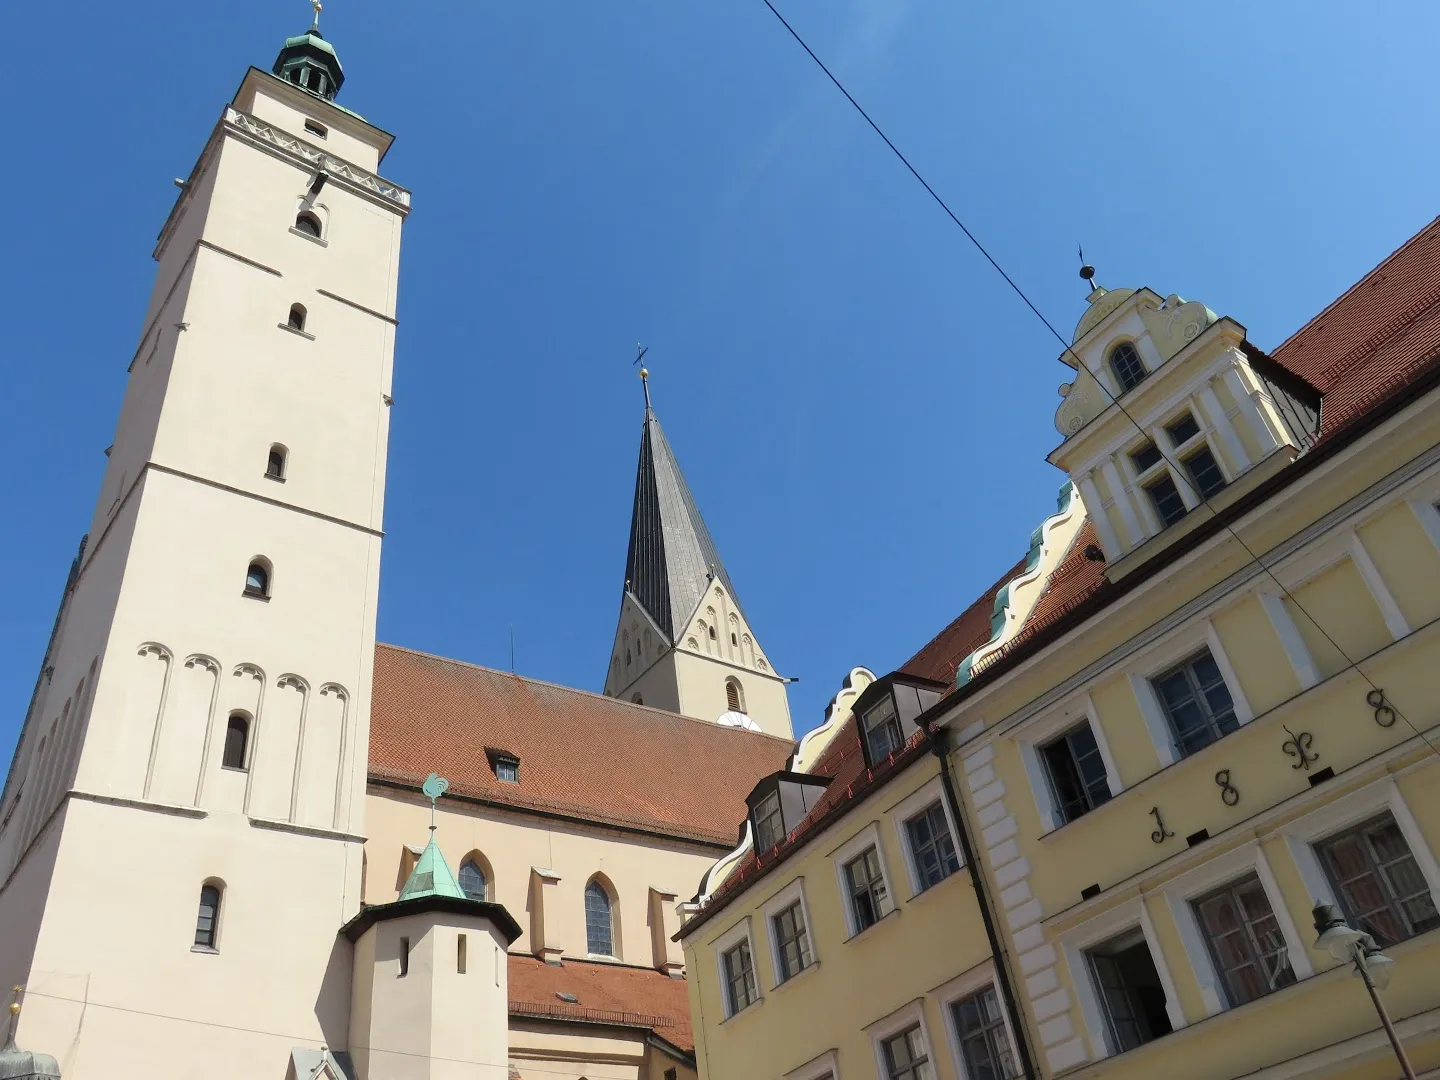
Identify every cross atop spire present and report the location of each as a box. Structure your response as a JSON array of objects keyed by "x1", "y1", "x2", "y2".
[
  {"x1": 634, "y1": 343, "x2": 652, "y2": 412},
  {"x1": 310, "y1": 0, "x2": 323, "y2": 31}
]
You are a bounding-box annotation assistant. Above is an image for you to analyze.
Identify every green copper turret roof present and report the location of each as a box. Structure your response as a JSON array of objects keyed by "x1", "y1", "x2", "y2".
[
  {"x1": 282, "y1": 31, "x2": 341, "y2": 66},
  {"x1": 397, "y1": 832, "x2": 466, "y2": 901}
]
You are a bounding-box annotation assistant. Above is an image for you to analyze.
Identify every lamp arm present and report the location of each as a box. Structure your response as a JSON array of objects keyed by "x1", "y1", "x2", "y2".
[{"x1": 1353, "y1": 945, "x2": 1418, "y2": 1080}]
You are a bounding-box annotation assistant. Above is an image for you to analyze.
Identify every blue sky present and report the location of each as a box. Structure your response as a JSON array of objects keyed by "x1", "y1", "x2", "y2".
[{"x1": 3, "y1": 0, "x2": 1439, "y2": 763}]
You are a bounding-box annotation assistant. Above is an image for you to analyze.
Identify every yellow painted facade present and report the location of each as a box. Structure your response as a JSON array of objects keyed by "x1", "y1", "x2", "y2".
[
  {"x1": 681, "y1": 257, "x2": 1440, "y2": 1080},
  {"x1": 682, "y1": 753, "x2": 1008, "y2": 1080}
]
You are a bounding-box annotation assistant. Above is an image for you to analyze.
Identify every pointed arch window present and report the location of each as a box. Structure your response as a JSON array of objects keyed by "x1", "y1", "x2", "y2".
[
  {"x1": 459, "y1": 858, "x2": 488, "y2": 902},
  {"x1": 726, "y1": 678, "x2": 745, "y2": 714},
  {"x1": 222, "y1": 713, "x2": 249, "y2": 770},
  {"x1": 194, "y1": 882, "x2": 222, "y2": 950},
  {"x1": 585, "y1": 879, "x2": 615, "y2": 956},
  {"x1": 1108, "y1": 342, "x2": 1147, "y2": 392}
]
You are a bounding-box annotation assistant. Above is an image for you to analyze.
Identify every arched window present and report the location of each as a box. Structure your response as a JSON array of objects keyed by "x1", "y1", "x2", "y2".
[
  {"x1": 294, "y1": 211, "x2": 322, "y2": 238},
  {"x1": 287, "y1": 304, "x2": 308, "y2": 332},
  {"x1": 266, "y1": 445, "x2": 287, "y2": 480},
  {"x1": 244, "y1": 560, "x2": 270, "y2": 599},
  {"x1": 726, "y1": 678, "x2": 745, "y2": 714},
  {"x1": 584, "y1": 879, "x2": 615, "y2": 956},
  {"x1": 631, "y1": 693, "x2": 644, "y2": 705},
  {"x1": 194, "y1": 882, "x2": 222, "y2": 949},
  {"x1": 459, "y1": 858, "x2": 488, "y2": 902},
  {"x1": 222, "y1": 713, "x2": 249, "y2": 770},
  {"x1": 1108, "y1": 342, "x2": 1147, "y2": 392}
]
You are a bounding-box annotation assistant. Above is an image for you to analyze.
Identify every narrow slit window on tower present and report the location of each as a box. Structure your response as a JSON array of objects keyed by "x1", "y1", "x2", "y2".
[
  {"x1": 287, "y1": 304, "x2": 308, "y2": 333},
  {"x1": 398, "y1": 936, "x2": 410, "y2": 977},
  {"x1": 244, "y1": 561, "x2": 270, "y2": 599},
  {"x1": 222, "y1": 713, "x2": 249, "y2": 771},
  {"x1": 457, "y1": 933, "x2": 468, "y2": 974},
  {"x1": 294, "y1": 211, "x2": 322, "y2": 238},
  {"x1": 266, "y1": 445, "x2": 287, "y2": 481},
  {"x1": 303, "y1": 119, "x2": 328, "y2": 138},
  {"x1": 194, "y1": 883, "x2": 222, "y2": 950}
]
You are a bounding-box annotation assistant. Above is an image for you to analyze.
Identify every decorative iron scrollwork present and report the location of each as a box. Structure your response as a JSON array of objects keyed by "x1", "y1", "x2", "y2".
[
  {"x1": 1367, "y1": 688, "x2": 1396, "y2": 728},
  {"x1": 1281, "y1": 726, "x2": 1319, "y2": 771},
  {"x1": 1215, "y1": 769, "x2": 1240, "y2": 806},
  {"x1": 1150, "y1": 806, "x2": 1174, "y2": 844}
]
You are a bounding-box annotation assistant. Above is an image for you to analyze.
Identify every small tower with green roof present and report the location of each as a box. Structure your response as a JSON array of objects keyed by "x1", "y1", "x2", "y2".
[
  {"x1": 341, "y1": 775, "x2": 522, "y2": 1079},
  {"x1": 273, "y1": 2, "x2": 344, "y2": 100}
]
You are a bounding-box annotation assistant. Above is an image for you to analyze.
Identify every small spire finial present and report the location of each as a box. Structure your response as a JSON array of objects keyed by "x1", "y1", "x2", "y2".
[
  {"x1": 309, "y1": 0, "x2": 323, "y2": 31},
  {"x1": 1078, "y1": 244, "x2": 1097, "y2": 290},
  {"x1": 634, "y1": 343, "x2": 651, "y2": 410},
  {"x1": 421, "y1": 772, "x2": 449, "y2": 833},
  {"x1": 4, "y1": 986, "x2": 22, "y2": 1052}
]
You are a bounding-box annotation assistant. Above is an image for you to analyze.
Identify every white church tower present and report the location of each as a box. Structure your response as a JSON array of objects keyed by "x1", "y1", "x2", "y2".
[
  {"x1": 0, "y1": 17, "x2": 407, "y2": 1077},
  {"x1": 603, "y1": 370, "x2": 793, "y2": 738}
]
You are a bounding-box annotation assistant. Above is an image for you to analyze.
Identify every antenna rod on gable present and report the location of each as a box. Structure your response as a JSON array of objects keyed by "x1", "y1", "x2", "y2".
[{"x1": 510, "y1": 624, "x2": 515, "y2": 673}]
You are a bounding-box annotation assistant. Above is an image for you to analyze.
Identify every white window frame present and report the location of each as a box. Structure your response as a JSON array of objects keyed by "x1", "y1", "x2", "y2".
[
  {"x1": 1160, "y1": 840, "x2": 1313, "y2": 1017},
  {"x1": 866, "y1": 998, "x2": 938, "y2": 1080},
  {"x1": 1017, "y1": 693, "x2": 1122, "y2": 833},
  {"x1": 935, "y1": 963, "x2": 1022, "y2": 1080},
  {"x1": 830, "y1": 821, "x2": 899, "y2": 939},
  {"x1": 1127, "y1": 618, "x2": 1253, "y2": 767},
  {"x1": 783, "y1": 1048, "x2": 840, "y2": 1080},
  {"x1": 888, "y1": 776, "x2": 965, "y2": 898},
  {"x1": 1281, "y1": 776, "x2": 1440, "y2": 934},
  {"x1": 1061, "y1": 896, "x2": 1186, "y2": 1060},
  {"x1": 761, "y1": 876, "x2": 819, "y2": 986},
  {"x1": 711, "y1": 917, "x2": 762, "y2": 1019}
]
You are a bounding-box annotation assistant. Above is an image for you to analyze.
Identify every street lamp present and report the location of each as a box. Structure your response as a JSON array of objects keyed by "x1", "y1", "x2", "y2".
[{"x1": 1312, "y1": 902, "x2": 1415, "y2": 1080}]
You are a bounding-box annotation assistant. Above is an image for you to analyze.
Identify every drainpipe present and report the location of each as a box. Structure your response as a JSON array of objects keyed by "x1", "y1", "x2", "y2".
[{"x1": 929, "y1": 723, "x2": 1039, "y2": 1080}]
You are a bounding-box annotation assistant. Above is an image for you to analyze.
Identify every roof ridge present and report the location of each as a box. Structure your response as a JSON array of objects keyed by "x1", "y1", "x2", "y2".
[
  {"x1": 1272, "y1": 215, "x2": 1440, "y2": 358},
  {"x1": 375, "y1": 642, "x2": 794, "y2": 746}
]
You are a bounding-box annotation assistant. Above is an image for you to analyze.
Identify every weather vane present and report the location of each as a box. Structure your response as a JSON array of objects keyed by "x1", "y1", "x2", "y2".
[
  {"x1": 309, "y1": 0, "x2": 323, "y2": 32},
  {"x1": 421, "y1": 772, "x2": 449, "y2": 833},
  {"x1": 634, "y1": 343, "x2": 652, "y2": 409},
  {"x1": 1078, "y1": 244, "x2": 1096, "y2": 290}
]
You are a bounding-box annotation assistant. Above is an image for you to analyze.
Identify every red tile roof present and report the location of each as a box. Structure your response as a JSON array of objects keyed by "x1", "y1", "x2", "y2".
[
  {"x1": 900, "y1": 557, "x2": 1029, "y2": 684},
  {"x1": 508, "y1": 954, "x2": 694, "y2": 1052},
  {"x1": 369, "y1": 644, "x2": 795, "y2": 847}
]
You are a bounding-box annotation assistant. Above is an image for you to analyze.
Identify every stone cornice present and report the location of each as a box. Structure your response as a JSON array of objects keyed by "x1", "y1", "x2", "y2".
[{"x1": 223, "y1": 107, "x2": 411, "y2": 213}]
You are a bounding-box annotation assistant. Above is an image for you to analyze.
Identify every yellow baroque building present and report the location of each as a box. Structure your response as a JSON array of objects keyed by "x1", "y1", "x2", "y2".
[{"x1": 680, "y1": 218, "x2": 1440, "y2": 1080}]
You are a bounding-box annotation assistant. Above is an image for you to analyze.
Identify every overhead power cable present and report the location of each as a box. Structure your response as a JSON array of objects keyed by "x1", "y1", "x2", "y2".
[{"x1": 758, "y1": 0, "x2": 1440, "y2": 761}]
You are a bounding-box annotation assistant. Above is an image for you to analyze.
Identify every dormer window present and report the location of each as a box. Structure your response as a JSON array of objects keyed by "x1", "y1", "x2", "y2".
[
  {"x1": 862, "y1": 698, "x2": 904, "y2": 762},
  {"x1": 1164, "y1": 412, "x2": 1201, "y2": 446},
  {"x1": 753, "y1": 790, "x2": 784, "y2": 851},
  {"x1": 485, "y1": 749, "x2": 520, "y2": 784},
  {"x1": 1129, "y1": 440, "x2": 1163, "y2": 473},
  {"x1": 1182, "y1": 446, "x2": 1227, "y2": 499},
  {"x1": 746, "y1": 772, "x2": 831, "y2": 855},
  {"x1": 1145, "y1": 474, "x2": 1188, "y2": 527},
  {"x1": 1108, "y1": 342, "x2": 1147, "y2": 393}
]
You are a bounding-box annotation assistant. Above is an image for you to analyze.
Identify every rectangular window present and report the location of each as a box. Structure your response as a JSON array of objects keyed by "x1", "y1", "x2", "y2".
[
  {"x1": 905, "y1": 803, "x2": 960, "y2": 890},
  {"x1": 1316, "y1": 813, "x2": 1440, "y2": 946},
  {"x1": 772, "y1": 900, "x2": 812, "y2": 981},
  {"x1": 1144, "y1": 473, "x2": 1188, "y2": 527},
  {"x1": 1183, "y1": 446, "x2": 1227, "y2": 499},
  {"x1": 882, "y1": 1025, "x2": 933, "y2": 1080},
  {"x1": 754, "y1": 790, "x2": 785, "y2": 852},
  {"x1": 1164, "y1": 412, "x2": 1200, "y2": 446},
  {"x1": 863, "y1": 697, "x2": 905, "y2": 762},
  {"x1": 495, "y1": 756, "x2": 520, "y2": 783},
  {"x1": 457, "y1": 933, "x2": 468, "y2": 974},
  {"x1": 1040, "y1": 723, "x2": 1112, "y2": 824},
  {"x1": 1192, "y1": 875, "x2": 1295, "y2": 1006},
  {"x1": 1086, "y1": 929, "x2": 1173, "y2": 1052},
  {"x1": 1129, "y1": 440, "x2": 1163, "y2": 473},
  {"x1": 845, "y1": 846, "x2": 892, "y2": 932},
  {"x1": 399, "y1": 936, "x2": 410, "y2": 978},
  {"x1": 722, "y1": 938, "x2": 758, "y2": 1015},
  {"x1": 1151, "y1": 649, "x2": 1238, "y2": 756},
  {"x1": 951, "y1": 986, "x2": 1018, "y2": 1080}
]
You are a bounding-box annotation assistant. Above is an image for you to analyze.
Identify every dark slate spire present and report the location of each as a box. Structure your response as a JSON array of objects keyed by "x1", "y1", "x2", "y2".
[{"x1": 623, "y1": 397, "x2": 741, "y2": 644}]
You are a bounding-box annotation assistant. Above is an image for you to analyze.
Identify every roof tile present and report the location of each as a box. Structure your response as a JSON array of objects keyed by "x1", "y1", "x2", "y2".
[{"x1": 508, "y1": 954, "x2": 693, "y2": 1052}]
